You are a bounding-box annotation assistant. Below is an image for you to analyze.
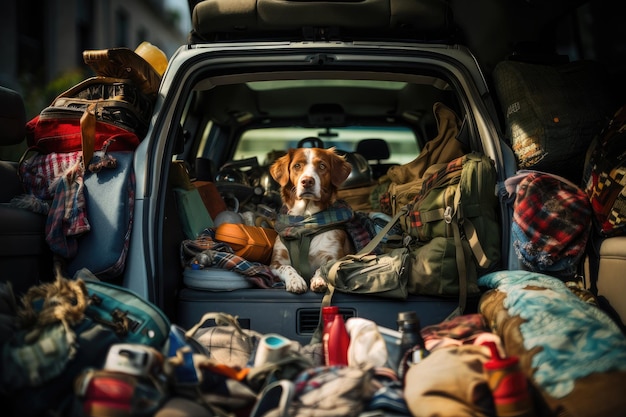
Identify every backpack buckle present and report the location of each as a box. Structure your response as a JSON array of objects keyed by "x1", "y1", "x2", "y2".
[{"x1": 444, "y1": 206, "x2": 453, "y2": 224}]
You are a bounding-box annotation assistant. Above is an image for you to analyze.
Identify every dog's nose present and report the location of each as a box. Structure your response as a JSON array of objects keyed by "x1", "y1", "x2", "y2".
[{"x1": 300, "y1": 176, "x2": 315, "y2": 188}]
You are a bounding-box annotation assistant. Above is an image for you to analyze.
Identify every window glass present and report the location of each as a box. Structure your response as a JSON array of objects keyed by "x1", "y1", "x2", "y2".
[{"x1": 235, "y1": 126, "x2": 419, "y2": 166}]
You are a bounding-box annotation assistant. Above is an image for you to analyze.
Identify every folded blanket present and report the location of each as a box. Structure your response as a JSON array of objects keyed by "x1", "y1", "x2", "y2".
[{"x1": 478, "y1": 270, "x2": 626, "y2": 417}]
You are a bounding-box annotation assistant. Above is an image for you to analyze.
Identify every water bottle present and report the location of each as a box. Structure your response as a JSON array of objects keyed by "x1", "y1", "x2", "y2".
[
  {"x1": 326, "y1": 313, "x2": 350, "y2": 366},
  {"x1": 397, "y1": 311, "x2": 428, "y2": 380},
  {"x1": 322, "y1": 306, "x2": 340, "y2": 365}
]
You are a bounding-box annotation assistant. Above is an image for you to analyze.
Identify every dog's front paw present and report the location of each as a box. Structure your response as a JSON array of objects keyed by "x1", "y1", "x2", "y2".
[
  {"x1": 273, "y1": 265, "x2": 308, "y2": 294},
  {"x1": 310, "y1": 276, "x2": 328, "y2": 293}
]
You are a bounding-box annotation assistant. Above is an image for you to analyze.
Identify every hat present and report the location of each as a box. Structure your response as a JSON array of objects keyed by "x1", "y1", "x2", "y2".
[
  {"x1": 134, "y1": 41, "x2": 168, "y2": 76},
  {"x1": 83, "y1": 43, "x2": 168, "y2": 95},
  {"x1": 512, "y1": 172, "x2": 592, "y2": 278}
]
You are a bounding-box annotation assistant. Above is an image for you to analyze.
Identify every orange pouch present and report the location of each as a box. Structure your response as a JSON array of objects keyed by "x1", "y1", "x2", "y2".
[{"x1": 215, "y1": 223, "x2": 277, "y2": 264}]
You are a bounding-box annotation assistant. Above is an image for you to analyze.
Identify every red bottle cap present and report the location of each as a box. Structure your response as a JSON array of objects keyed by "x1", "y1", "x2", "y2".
[{"x1": 483, "y1": 341, "x2": 520, "y2": 370}]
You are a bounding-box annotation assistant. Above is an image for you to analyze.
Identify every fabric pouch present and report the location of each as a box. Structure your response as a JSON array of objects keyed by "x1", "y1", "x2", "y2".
[{"x1": 320, "y1": 247, "x2": 410, "y2": 300}]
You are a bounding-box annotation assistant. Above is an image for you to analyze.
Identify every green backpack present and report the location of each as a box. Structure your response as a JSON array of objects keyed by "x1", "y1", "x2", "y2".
[
  {"x1": 405, "y1": 152, "x2": 501, "y2": 315},
  {"x1": 0, "y1": 275, "x2": 170, "y2": 417}
]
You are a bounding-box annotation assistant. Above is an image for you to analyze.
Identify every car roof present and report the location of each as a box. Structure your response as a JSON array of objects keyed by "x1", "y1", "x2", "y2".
[{"x1": 188, "y1": 0, "x2": 454, "y2": 43}]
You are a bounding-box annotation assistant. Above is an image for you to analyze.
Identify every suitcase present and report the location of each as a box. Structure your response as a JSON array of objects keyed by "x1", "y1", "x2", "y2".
[{"x1": 214, "y1": 223, "x2": 277, "y2": 264}]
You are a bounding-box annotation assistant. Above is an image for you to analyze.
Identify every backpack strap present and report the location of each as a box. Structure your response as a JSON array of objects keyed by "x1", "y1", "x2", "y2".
[{"x1": 448, "y1": 184, "x2": 468, "y2": 319}]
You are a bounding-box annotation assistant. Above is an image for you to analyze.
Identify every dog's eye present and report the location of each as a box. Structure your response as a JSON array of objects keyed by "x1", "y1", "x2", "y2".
[
  {"x1": 293, "y1": 163, "x2": 301, "y2": 170},
  {"x1": 319, "y1": 162, "x2": 327, "y2": 170}
]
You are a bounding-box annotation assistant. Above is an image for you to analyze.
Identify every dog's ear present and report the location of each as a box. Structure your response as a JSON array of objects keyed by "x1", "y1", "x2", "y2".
[
  {"x1": 270, "y1": 151, "x2": 293, "y2": 187},
  {"x1": 329, "y1": 150, "x2": 352, "y2": 188}
]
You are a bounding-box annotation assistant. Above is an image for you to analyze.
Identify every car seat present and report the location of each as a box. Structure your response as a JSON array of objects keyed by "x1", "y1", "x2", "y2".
[
  {"x1": 0, "y1": 86, "x2": 53, "y2": 295},
  {"x1": 356, "y1": 138, "x2": 398, "y2": 179}
]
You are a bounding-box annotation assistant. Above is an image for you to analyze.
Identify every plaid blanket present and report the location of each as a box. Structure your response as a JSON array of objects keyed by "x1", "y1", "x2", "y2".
[
  {"x1": 274, "y1": 200, "x2": 373, "y2": 253},
  {"x1": 16, "y1": 152, "x2": 90, "y2": 258},
  {"x1": 180, "y1": 234, "x2": 283, "y2": 289},
  {"x1": 275, "y1": 200, "x2": 354, "y2": 239}
]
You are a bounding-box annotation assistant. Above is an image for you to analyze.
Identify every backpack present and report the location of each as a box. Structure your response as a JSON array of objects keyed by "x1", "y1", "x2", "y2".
[
  {"x1": 379, "y1": 102, "x2": 467, "y2": 216},
  {"x1": 405, "y1": 152, "x2": 501, "y2": 315},
  {"x1": 0, "y1": 275, "x2": 170, "y2": 417},
  {"x1": 582, "y1": 104, "x2": 626, "y2": 237}
]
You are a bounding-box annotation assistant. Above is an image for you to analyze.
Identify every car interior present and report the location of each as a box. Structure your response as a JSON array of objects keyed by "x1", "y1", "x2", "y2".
[{"x1": 149, "y1": 53, "x2": 512, "y2": 342}]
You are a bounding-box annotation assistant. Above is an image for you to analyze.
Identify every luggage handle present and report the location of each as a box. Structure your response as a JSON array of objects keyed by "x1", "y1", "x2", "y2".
[{"x1": 185, "y1": 311, "x2": 250, "y2": 343}]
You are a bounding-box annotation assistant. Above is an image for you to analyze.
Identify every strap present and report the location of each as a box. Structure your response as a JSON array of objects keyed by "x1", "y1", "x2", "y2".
[
  {"x1": 355, "y1": 205, "x2": 409, "y2": 256},
  {"x1": 446, "y1": 184, "x2": 468, "y2": 320},
  {"x1": 80, "y1": 102, "x2": 96, "y2": 167},
  {"x1": 186, "y1": 311, "x2": 249, "y2": 345},
  {"x1": 462, "y1": 218, "x2": 489, "y2": 268},
  {"x1": 283, "y1": 235, "x2": 312, "y2": 280}
]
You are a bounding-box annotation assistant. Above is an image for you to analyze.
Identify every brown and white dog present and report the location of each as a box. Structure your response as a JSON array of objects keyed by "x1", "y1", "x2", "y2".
[{"x1": 269, "y1": 147, "x2": 354, "y2": 293}]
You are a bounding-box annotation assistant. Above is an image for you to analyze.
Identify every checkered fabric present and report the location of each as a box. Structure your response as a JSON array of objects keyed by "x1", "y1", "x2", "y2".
[{"x1": 512, "y1": 172, "x2": 592, "y2": 277}]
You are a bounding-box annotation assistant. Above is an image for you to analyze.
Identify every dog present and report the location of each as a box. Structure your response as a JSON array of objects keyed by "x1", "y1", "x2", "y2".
[{"x1": 269, "y1": 147, "x2": 354, "y2": 293}]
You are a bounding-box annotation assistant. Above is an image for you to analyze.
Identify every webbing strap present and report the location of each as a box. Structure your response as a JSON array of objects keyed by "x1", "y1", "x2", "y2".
[
  {"x1": 282, "y1": 235, "x2": 312, "y2": 280},
  {"x1": 80, "y1": 103, "x2": 96, "y2": 167}
]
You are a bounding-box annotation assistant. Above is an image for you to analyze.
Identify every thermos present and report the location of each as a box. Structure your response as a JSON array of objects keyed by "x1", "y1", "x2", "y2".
[
  {"x1": 396, "y1": 311, "x2": 429, "y2": 380},
  {"x1": 483, "y1": 341, "x2": 535, "y2": 417}
]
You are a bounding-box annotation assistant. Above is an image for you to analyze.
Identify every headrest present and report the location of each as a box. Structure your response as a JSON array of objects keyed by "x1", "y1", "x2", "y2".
[
  {"x1": 356, "y1": 138, "x2": 390, "y2": 161},
  {"x1": 336, "y1": 150, "x2": 373, "y2": 190},
  {"x1": 0, "y1": 86, "x2": 26, "y2": 146}
]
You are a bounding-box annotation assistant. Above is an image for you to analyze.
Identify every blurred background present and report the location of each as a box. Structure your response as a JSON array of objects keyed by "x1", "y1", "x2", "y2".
[
  {"x1": 0, "y1": 0, "x2": 190, "y2": 119},
  {"x1": 1, "y1": 0, "x2": 624, "y2": 162}
]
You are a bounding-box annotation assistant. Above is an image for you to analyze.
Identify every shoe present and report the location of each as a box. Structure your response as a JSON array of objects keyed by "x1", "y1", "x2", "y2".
[{"x1": 249, "y1": 379, "x2": 295, "y2": 417}]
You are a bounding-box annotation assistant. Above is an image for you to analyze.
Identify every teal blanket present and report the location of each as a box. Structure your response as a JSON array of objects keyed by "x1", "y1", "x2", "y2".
[{"x1": 479, "y1": 270, "x2": 626, "y2": 398}]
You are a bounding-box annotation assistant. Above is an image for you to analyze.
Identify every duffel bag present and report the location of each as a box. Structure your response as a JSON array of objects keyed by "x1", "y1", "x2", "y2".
[
  {"x1": 26, "y1": 106, "x2": 142, "y2": 154},
  {"x1": 25, "y1": 76, "x2": 156, "y2": 154}
]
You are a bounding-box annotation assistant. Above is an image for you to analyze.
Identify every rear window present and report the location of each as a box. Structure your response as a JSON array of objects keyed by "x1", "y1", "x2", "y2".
[{"x1": 235, "y1": 126, "x2": 419, "y2": 166}]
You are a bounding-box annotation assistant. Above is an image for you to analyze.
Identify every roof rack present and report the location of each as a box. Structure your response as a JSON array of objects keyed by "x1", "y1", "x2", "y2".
[{"x1": 189, "y1": 0, "x2": 454, "y2": 42}]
